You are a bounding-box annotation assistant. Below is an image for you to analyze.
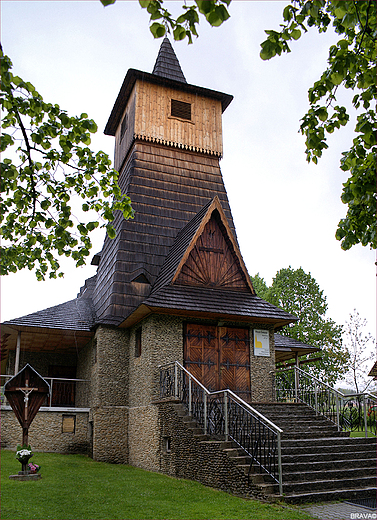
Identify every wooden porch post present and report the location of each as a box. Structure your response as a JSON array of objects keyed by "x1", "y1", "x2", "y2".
[{"x1": 14, "y1": 331, "x2": 21, "y2": 375}]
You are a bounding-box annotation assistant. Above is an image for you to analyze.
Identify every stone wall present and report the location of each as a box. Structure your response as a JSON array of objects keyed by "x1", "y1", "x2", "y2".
[
  {"x1": 92, "y1": 406, "x2": 128, "y2": 463},
  {"x1": 128, "y1": 405, "x2": 159, "y2": 471},
  {"x1": 156, "y1": 400, "x2": 264, "y2": 499},
  {"x1": 1, "y1": 408, "x2": 90, "y2": 454},
  {"x1": 126, "y1": 315, "x2": 183, "y2": 470},
  {"x1": 91, "y1": 326, "x2": 130, "y2": 462},
  {"x1": 249, "y1": 325, "x2": 276, "y2": 402}
]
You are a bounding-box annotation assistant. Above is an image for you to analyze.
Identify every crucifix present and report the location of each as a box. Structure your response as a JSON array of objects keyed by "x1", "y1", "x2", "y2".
[
  {"x1": 4, "y1": 364, "x2": 50, "y2": 476},
  {"x1": 17, "y1": 378, "x2": 38, "y2": 447}
]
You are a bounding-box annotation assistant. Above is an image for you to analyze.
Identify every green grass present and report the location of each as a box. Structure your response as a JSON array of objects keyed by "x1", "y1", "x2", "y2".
[
  {"x1": 1, "y1": 450, "x2": 315, "y2": 520},
  {"x1": 350, "y1": 429, "x2": 376, "y2": 437}
]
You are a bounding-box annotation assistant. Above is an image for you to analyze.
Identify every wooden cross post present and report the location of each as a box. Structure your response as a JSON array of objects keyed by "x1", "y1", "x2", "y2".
[{"x1": 17, "y1": 379, "x2": 37, "y2": 472}]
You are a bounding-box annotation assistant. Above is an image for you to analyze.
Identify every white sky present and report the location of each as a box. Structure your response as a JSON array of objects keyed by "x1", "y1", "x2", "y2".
[{"x1": 1, "y1": 1, "x2": 376, "y2": 353}]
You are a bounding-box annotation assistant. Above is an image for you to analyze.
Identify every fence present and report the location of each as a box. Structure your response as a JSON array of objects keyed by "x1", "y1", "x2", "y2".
[
  {"x1": 1, "y1": 375, "x2": 90, "y2": 408},
  {"x1": 276, "y1": 366, "x2": 376, "y2": 437},
  {"x1": 159, "y1": 361, "x2": 283, "y2": 495}
]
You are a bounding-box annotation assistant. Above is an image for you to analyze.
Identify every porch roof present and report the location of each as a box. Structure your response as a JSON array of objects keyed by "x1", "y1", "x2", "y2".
[
  {"x1": 274, "y1": 334, "x2": 320, "y2": 363},
  {"x1": 1, "y1": 296, "x2": 95, "y2": 354}
]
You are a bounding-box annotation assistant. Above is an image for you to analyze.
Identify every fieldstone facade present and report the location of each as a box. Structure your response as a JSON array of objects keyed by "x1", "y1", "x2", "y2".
[
  {"x1": 1, "y1": 408, "x2": 90, "y2": 454},
  {"x1": 156, "y1": 400, "x2": 267, "y2": 499}
]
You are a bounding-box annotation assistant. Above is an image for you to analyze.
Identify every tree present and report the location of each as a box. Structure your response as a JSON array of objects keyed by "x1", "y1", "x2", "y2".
[
  {"x1": 104, "y1": 0, "x2": 375, "y2": 252},
  {"x1": 251, "y1": 267, "x2": 349, "y2": 385},
  {"x1": 250, "y1": 272, "x2": 269, "y2": 300},
  {"x1": 0, "y1": 48, "x2": 134, "y2": 281},
  {"x1": 260, "y1": 0, "x2": 376, "y2": 252},
  {"x1": 343, "y1": 309, "x2": 376, "y2": 393},
  {"x1": 101, "y1": 0, "x2": 231, "y2": 43}
]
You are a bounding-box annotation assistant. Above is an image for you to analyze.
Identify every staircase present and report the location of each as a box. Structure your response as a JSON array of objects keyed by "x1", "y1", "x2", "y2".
[
  {"x1": 159, "y1": 362, "x2": 376, "y2": 503},
  {"x1": 226, "y1": 403, "x2": 377, "y2": 503}
]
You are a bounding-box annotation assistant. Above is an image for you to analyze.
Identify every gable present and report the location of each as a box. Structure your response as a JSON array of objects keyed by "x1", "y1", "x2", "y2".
[{"x1": 172, "y1": 202, "x2": 253, "y2": 293}]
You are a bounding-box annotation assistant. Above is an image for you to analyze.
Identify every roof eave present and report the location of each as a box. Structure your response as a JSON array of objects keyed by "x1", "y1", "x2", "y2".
[{"x1": 118, "y1": 303, "x2": 296, "y2": 330}]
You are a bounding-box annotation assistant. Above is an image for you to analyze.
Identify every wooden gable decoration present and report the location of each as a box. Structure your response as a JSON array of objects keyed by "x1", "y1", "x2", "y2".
[
  {"x1": 4, "y1": 364, "x2": 50, "y2": 430},
  {"x1": 172, "y1": 197, "x2": 255, "y2": 293}
]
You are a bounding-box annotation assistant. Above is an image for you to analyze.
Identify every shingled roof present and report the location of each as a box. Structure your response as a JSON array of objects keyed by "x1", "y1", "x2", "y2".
[
  {"x1": 152, "y1": 36, "x2": 186, "y2": 82},
  {"x1": 119, "y1": 285, "x2": 297, "y2": 329},
  {"x1": 1, "y1": 293, "x2": 96, "y2": 356},
  {"x1": 2, "y1": 296, "x2": 95, "y2": 332},
  {"x1": 274, "y1": 333, "x2": 320, "y2": 362}
]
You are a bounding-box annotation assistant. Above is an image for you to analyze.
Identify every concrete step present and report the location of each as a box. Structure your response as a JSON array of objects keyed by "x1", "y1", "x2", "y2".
[
  {"x1": 272, "y1": 486, "x2": 377, "y2": 504},
  {"x1": 282, "y1": 458, "x2": 376, "y2": 472},
  {"x1": 281, "y1": 437, "x2": 376, "y2": 449},
  {"x1": 281, "y1": 466, "x2": 376, "y2": 483},
  {"x1": 275, "y1": 475, "x2": 376, "y2": 494}
]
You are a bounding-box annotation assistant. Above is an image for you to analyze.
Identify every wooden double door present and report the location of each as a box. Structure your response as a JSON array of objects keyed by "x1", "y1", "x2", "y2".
[{"x1": 184, "y1": 323, "x2": 251, "y2": 401}]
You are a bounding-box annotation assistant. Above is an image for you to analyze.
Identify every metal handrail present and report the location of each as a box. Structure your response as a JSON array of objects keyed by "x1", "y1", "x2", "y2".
[
  {"x1": 159, "y1": 361, "x2": 283, "y2": 495},
  {"x1": 1, "y1": 374, "x2": 90, "y2": 408},
  {"x1": 276, "y1": 366, "x2": 376, "y2": 437}
]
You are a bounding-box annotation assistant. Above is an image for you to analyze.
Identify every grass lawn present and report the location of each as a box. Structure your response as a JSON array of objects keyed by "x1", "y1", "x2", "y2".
[
  {"x1": 1, "y1": 450, "x2": 315, "y2": 520},
  {"x1": 350, "y1": 430, "x2": 376, "y2": 437}
]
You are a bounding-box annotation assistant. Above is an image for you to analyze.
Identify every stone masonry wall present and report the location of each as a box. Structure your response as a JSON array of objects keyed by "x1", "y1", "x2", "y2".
[
  {"x1": 156, "y1": 400, "x2": 264, "y2": 499},
  {"x1": 249, "y1": 325, "x2": 276, "y2": 403},
  {"x1": 127, "y1": 315, "x2": 183, "y2": 470},
  {"x1": 92, "y1": 406, "x2": 129, "y2": 463},
  {"x1": 1, "y1": 408, "x2": 90, "y2": 454},
  {"x1": 91, "y1": 326, "x2": 130, "y2": 463}
]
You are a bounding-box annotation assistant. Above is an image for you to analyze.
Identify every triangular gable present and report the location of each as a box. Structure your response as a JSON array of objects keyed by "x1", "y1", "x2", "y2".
[{"x1": 171, "y1": 197, "x2": 255, "y2": 293}]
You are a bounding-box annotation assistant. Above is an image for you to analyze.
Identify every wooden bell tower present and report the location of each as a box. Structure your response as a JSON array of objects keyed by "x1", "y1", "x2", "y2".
[{"x1": 93, "y1": 38, "x2": 236, "y2": 325}]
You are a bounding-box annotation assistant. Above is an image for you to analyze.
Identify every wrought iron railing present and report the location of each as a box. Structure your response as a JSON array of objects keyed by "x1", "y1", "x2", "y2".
[
  {"x1": 1, "y1": 375, "x2": 90, "y2": 408},
  {"x1": 159, "y1": 362, "x2": 283, "y2": 495},
  {"x1": 276, "y1": 366, "x2": 376, "y2": 437}
]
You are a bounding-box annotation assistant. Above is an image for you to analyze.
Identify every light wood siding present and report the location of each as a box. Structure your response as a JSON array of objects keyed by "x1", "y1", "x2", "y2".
[
  {"x1": 133, "y1": 80, "x2": 223, "y2": 157},
  {"x1": 114, "y1": 85, "x2": 137, "y2": 171}
]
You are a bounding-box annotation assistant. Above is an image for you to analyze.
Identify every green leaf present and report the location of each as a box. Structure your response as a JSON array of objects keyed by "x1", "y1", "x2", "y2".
[
  {"x1": 106, "y1": 224, "x2": 116, "y2": 239},
  {"x1": 100, "y1": 0, "x2": 116, "y2": 6},
  {"x1": 330, "y1": 72, "x2": 344, "y2": 85},
  {"x1": 173, "y1": 25, "x2": 187, "y2": 41},
  {"x1": 291, "y1": 28, "x2": 301, "y2": 40},
  {"x1": 150, "y1": 22, "x2": 166, "y2": 38}
]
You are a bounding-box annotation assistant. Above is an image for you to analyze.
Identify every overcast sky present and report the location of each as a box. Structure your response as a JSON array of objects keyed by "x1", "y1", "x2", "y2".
[{"x1": 1, "y1": 1, "x2": 376, "y2": 354}]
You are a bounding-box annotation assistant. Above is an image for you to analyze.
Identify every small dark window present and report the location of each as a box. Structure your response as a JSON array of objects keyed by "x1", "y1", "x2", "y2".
[
  {"x1": 132, "y1": 274, "x2": 150, "y2": 284},
  {"x1": 135, "y1": 327, "x2": 142, "y2": 358},
  {"x1": 171, "y1": 99, "x2": 191, "y2": 121},
  {"x1": 163, "y1": 437, "x2": 171, "y2": 453},
  {"x1": 120, "y1": 113, "x2": 128, "y2": 141}
]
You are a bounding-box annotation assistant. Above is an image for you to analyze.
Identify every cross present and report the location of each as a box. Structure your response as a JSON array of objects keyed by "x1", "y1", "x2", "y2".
[{"x1": 16, "y1": 379, "x2": 38, "y2": 424}]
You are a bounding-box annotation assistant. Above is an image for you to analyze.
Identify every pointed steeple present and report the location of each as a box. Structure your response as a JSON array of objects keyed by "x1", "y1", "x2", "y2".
[{"x1": 152, "y1": 36, "x2": 187, "y2": 83}]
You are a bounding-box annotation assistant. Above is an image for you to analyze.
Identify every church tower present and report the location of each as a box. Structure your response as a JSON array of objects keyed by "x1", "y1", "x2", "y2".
[{"x1": 92, "y1": 38, "x2": 235, "y2": 325}]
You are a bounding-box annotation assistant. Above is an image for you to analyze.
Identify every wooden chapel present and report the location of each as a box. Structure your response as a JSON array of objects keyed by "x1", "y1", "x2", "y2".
[{"x1": 1, "y1": 38, "x2": 319, "y2": 468}]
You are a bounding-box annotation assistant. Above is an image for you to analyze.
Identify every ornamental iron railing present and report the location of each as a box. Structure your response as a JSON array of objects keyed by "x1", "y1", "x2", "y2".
[
  {"x1": 1, "y1": 375, "x2": 90, "y2": 408},
  {"x1": 159, "y1": 362, "x2": 283, "y2": 494},
  {"x1": 276, "y1": 366, "x2": 376, "y2": 437}
]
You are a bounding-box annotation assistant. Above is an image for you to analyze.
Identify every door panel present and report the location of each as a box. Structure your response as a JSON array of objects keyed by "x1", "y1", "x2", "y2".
[
  {"x1": 184, "y1": 324, "x2": 218, "y2": 391},
  {"x1": 219, "y1": 327, "x2": 251, "y2": 401},
  {"x1": 184, "y1": 324, "x2": 250, "y2": 399}
]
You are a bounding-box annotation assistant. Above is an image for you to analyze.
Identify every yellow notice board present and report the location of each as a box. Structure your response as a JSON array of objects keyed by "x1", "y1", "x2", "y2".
[{"x1": 253, "y1": 329, "x2": 270, "y2": 357}]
